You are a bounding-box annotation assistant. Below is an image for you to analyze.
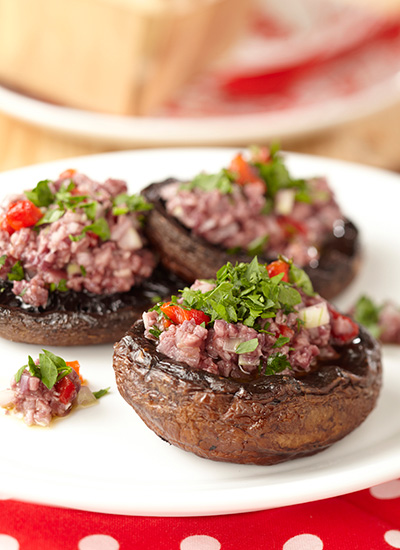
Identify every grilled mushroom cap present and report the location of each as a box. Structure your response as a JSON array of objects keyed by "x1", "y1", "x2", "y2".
[
  {"x1": 113, "y1": 321, "x2": 381, "y2": 465},
  {"x1": 0, "y1": 266, "x2": 185, "y2": 346},
  {"x1": 142, "y1": 179, "x2": 361, "y2": 300}
]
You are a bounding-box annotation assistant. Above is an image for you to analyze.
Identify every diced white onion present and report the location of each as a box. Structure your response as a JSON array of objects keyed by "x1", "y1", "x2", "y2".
[
  {"x1": 238, "y1": 355, "x2": 259, "y2": 367},
  {"x1": 223, "y1": 338, "x2": 247, "y2": 352},
  {"x1": 76, "y1": 386, "x2": 97, "y2": 408},
  {"x1": 118, "y1": 227, "x2": 142, "y2": 251},
  {"x1": 0, "y1": 389, "x2": 15, "y2": 408},
  {"x1": 67, "y1": 263, "x2": 81, "y2": 275},
  {"x1": 298, "y1": 302, "x2": 329, "y2": 329},
  {"x1": 172, "y1": 205, "x2": 184, "y2": 218},
  {"x1": 275, "y1": 189, "x2": 295, "y2": 215}
]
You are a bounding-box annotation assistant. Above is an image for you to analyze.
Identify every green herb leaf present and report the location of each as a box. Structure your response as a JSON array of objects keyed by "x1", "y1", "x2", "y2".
[
  {"x1": 353, "y1": 295, "x2": 381, "y2": 339},
  {"x1": 295, "y1": 188, "x2": 313, "y2": 203},
  {"x1": 14, "y1": 351, "x2": 73, "y2": 390},
  {"x1": 82, "y1": 217, "x2": 110, "y2": 241},
  {"x1": 57, "y1": 279, "x2": 68, "y2": 292},
  {"x1": 49, "y1": 279, "x2": 69, "y2": 292},
  {"x1": 247, "y1": 235, "x2": 268, "y2": 256},
  {"x1": 235, "y1": 338, "x2": 259, "y2": 354},
  {"x1": 262, "y1": 352, "x2": 291, "y2": 375},
  {"x1": 38, "y1": 349, "x2": 72, "y2": 389},
  {"x1": 178, "y1": 258, "x2": 304, "y2": 331},
  {"x1": 0, "y1": 254, "x2": 7, "y2": 266},
  {"x1": 28, "y1": 355, "x2": 41, "y2": 378},
  {"x1": 93, "y1": 387, "x2": 110, "y2": 399},
  {"x1": 35, "y1": 206, "x2": 65, "y2": 226},
  {"x1": 80, "y1": 201, "x2": 97, "y2": 221},
  {"x1": 55, "y1": 181, "x2": 85, "y2": 207},
  {"x1": 69, "y1": 233, "x2": 85, "y2": 242},
  {"x1": 253, "y1": 145, "x2": 310, "y2": 202},
  {"x1": 25, "y1": 180, "x2": 55, "y2": 207},
  {"x1": 273, "y1": 335, "x2": 291, "y2": 348},
  {"x1": 149, "y1": 326, "x2": 162, "y2": 339},
  {"x1": 289, "y1": 263, "x2": 314, "y2": 296},
  {"x1": 14, "y1": 365, "x2": 27, "y2": 383},
  {"x1": 226, "y1": 246, "x2": 242, "y2": 255},
  {"x1": 112, "y1": 193, "x2": 153, "y2": 215},
  {"x1": 278, "y1": 285, "x2": 302, "y2": 308},
  {"x1": 37, "y1": 352, "x2": 60, "y2": 389},
  {"x1": 7, "y1": 261, "x2": 25, "y2": 281},
  {"x1": 181, "y1": 170, "x2": 234, "y2": 194},
  {"x1": 80, "y1": 265, "x2": 86, "y2": 277}
]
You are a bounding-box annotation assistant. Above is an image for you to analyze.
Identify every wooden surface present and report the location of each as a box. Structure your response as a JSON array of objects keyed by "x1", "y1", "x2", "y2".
[
  {"x1": 1, "y1": 99, "x2": 400, "y2": 174},
  {"x1": 0, "y1": 0, "x2": 253, "y2": 117}
]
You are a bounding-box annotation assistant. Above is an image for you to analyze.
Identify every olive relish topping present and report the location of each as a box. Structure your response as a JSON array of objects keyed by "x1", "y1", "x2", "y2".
[
  {"x1": 13, "y1": 349, "x2": 109, "y2": 396},
  {"x1": 153, "y1": 257, "x2": 313, "y2": 332},
  {"x1": 146, "y1": 258, "x2": 360, "y2": 378},
  {"x1": 179, "y1": 144, "x2": 311, "y2": 207},
  {"x1": 0, "y1": 170, "x2": 155, "y2": 307},
  {"x1": 24, "y1": 178, "x2": 152, "y2": 241},
  {"x1": 1, "y1": 351, "x2": 110, "y2": 427}
]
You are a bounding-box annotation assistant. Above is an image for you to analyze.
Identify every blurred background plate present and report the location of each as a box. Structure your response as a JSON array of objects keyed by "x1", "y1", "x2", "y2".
[{"x1": 0, "y1": 0, "x2": 400, "y2": 146}]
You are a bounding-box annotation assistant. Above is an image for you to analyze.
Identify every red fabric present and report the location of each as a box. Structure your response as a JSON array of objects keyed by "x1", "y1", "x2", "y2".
[{"x1": 1, "y1": 480, "x2": 400, "y2": 550}]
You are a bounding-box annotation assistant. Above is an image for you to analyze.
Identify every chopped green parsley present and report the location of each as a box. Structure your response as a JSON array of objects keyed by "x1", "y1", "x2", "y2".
[
  {"x1": 112, "y1": 193, "x2": 152, "y2": 216},
  {"x1": 24, "y1": 179, "x2": 54, "y2": 207},
  {"x1": 353, "y1": 295, "x2": 382, "y2": 339},
  {"x1": 7, "y1": 261, "x2": 25, "y2": 282},
  {"x1": 252, "y1": 143, "x2": 310, "y2": 202},
  {"x1": 23, "y1": 177, "x2": 150, "y2": 243},
  {"x1": 150, "y1": 258, "x2": 316, "y2": 377},
  {"x1": 180, "y1": 170, "x2": 234, "y2": 194},
  {"x1": 172, "y1": 257, "x2": 313, "y2": 330},
  {"x1": 92, "y1": 387, "x2": 110, "y2": 399},
  {"x1": 49, "y1": 279, "x2": 68, "y2": 292},
  {"x1": 260, "y1": 352, "x2": 292, "y2": 375}
]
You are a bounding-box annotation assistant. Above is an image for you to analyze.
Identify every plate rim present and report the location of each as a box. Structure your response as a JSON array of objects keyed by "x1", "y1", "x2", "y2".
[{"x1": 0, "y1": 64, "x2": 400, "y2": 146}]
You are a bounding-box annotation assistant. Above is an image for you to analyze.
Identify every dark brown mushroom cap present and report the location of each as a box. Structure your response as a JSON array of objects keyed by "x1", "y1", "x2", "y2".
[
  {"x1": 142, "y1": 179, "x2": 361, "y2": 300},
  {"x1": 0, "y1": 266, "x2": 186, "y2": 346},
  {"x1": 113, "y1": 321, "x2": 382, "y2": 465}
]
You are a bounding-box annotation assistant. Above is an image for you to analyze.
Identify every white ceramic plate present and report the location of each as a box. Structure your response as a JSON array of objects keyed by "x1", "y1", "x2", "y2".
[
  {"x1": 0, "y1": 2, "x2": 400, "y2": 145},
  {"x1": 0, "y1": 148, "x2": 399, "y2": 517}
]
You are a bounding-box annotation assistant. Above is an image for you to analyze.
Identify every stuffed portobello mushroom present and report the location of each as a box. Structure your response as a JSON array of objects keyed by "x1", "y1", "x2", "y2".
[
  {"x1": 113, "y1": 258, "x2": 382, "y2": 465},
  {"x1": 141, "y1": 146, "x2": 360, "y2": 300},
  {"x1": 0, "y1": 169, "x2": 184, "y2": 346}
]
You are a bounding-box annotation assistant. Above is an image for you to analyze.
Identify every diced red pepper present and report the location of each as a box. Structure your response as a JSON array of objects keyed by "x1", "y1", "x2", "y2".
[
  {"x1": 59, "y1": 168, "x2": 77, "y2": 180},
  {"x1": 267, "y1": 259, "x2": 290, "y2": 282},
  {"x1": 5, "y1": 200, "x2": 43, "y2": 231},
  {"x1": 229, "y1": 153, "x2": 264, "y2": 186},
  {"x1": 277, "y1": 215, "x2": 307, "y2": 238},
  {"x1": 85, "y1": 231, "x2": 100, "y2": 241},
  {"x1": 0, "y1": 214, "x2": 14, "y2": 235},
  {"x1": 278, "y1": 324, "x2": 294, "y2": 339},
  {"x1": 160, "y1": 302, "x2": 210, "y2": 326},
  {"x1": 54, "y1": 376, "x2": 76, "y2": 405},
  {"x1": 328, "y1": 305, "x2": 359, "y2": 343}
]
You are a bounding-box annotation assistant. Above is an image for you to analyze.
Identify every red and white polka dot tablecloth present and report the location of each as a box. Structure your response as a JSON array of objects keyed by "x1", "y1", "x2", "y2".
[{"x1": 1, "y1": 479, "x2": 400, "y2": 550}]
